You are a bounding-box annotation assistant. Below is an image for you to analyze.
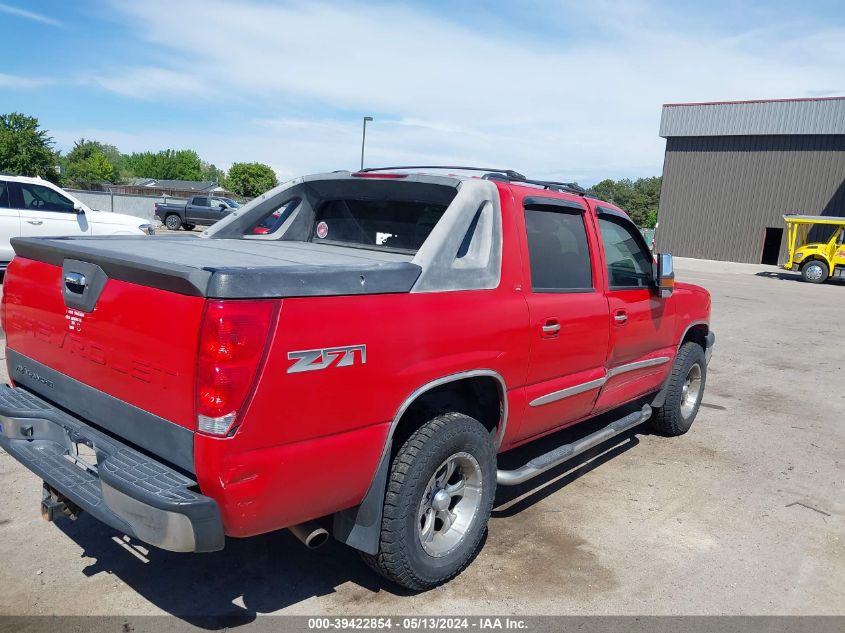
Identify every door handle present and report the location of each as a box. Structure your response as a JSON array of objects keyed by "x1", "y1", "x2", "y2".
[
  {"x1": 27, "y1": 219, "x2": 43, "y2": 225},
  {"x1": 541, "y1": 319, "x2": 561, "y2": 337},
  {"x1": 64, "y1": 272, "x2": 87, "y2": 294},
  {"x1": 613, "y1": 310, "x2": 628, "y2": 324}
]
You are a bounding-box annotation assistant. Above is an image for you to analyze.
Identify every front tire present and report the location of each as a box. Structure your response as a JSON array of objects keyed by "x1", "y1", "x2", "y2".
[
  {"x1": 800, "y1": 260, "x2": 828, "y2": 284},
  {"x1": 164, "y1": 214, "x2": 182, "y2": 231},
  {"x1": 362, "y1": 413, "x2": 496, "y2": 591},
  {"x1": 650, "y1": 341, "x2": 707, "y2": 436}
]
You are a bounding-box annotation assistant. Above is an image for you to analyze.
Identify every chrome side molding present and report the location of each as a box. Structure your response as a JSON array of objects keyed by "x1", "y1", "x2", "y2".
[
  {"x1": 529, "y1": 377, "x2": 606, "y2": 407},
  {"x1": 607, "y1": 356, "x2": 670, "y2": 378},
  {"x1": 529, "y1": 357, "x2": 670, "y2": 408}
]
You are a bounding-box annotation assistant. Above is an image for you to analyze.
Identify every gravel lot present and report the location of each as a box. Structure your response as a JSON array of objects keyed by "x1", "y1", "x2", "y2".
[{"x1": 0, "y1": 257, "x2": 842, "y2": 621}]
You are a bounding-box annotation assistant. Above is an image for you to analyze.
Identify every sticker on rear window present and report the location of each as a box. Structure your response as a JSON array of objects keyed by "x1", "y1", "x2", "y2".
[{"x1": 316, "y1": 221, "x2": 328, "y2": 239}]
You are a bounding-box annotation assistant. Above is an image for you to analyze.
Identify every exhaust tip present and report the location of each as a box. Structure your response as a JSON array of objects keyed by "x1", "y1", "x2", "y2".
[
  {"x1": 305, "y1": 529, "x2": 330, "y2": 549},
  {"x1": 289, "y1": 521, "x2": 330, "y2": 549}
]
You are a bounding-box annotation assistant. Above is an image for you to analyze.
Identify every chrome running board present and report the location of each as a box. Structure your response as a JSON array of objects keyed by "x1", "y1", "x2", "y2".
[{"x1": 496, "y1": 404, "x2": 652, "y2": 486}]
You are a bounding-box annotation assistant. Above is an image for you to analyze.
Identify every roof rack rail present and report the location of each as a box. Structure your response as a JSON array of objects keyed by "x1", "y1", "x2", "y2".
[
  {"x1": 357, "y1": 165, "x2": 527, "y2": 180},
  {"x1": 356, "y1": 165, "x2": 587, "y2": 196},
  {"x1": 482, "y1": 172, "x2": 586, "y2": 196}
]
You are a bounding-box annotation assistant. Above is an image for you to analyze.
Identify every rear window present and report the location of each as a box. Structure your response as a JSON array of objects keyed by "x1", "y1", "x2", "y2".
[{"x1": 311, "y1": 199, "x2": 448, "y2": 253}]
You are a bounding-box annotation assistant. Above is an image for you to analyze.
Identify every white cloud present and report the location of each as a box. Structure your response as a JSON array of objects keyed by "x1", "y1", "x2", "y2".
[
  {"x1": 94, "y1": 67, "x2": 208, "y2": 100},
  {"x1": 0, "y1": 73, "x2": 55, "y2": 89},
  {"x1": 0, "y1": 2, "x2": 61, "y2": 27},
  {"x1": 88, "y1": 1, "x2": 845, "y2": 183}
]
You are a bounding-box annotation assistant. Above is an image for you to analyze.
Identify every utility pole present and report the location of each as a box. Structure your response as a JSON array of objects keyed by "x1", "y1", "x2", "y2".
[{"x1": 361, "y1": 116, "x2": 373, "y2": 170}]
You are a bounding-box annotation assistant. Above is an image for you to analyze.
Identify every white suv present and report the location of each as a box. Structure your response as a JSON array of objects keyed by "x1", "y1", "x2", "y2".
[{"x1": 0, "y1": 175, "x2": 154, "y2": 267}]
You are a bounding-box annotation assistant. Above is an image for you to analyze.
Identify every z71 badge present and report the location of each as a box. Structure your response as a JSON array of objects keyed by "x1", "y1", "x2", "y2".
[{"x1": 287, "y1": 345, "x2": 366, "y2": 374}]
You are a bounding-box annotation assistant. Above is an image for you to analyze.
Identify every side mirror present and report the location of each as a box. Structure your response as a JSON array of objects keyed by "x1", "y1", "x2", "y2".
[
  {"x1": 219, "y1": 204, "x2": 227, "y2": 210},
  {"x1": 655, "y1": 252, "x2": 674, "y2": 298},
  {"x1": 73, "y1": 202, "x2": 85, "y2": 215}
]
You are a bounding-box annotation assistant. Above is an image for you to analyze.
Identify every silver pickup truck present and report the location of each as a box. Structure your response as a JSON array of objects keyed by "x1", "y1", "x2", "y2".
[{"x1": 154, "y1": 195, "x2": 241, "y2": 231}]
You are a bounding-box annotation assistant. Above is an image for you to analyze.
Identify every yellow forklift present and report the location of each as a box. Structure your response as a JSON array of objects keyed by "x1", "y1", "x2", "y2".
[{"x1": 783, "y1": 214, "x2": 845, "y2": 283}]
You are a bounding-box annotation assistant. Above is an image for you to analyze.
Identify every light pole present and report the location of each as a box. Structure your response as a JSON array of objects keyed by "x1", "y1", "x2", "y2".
[{"x1": 361, "y1": 116, "x2": 373, "y2": 170}]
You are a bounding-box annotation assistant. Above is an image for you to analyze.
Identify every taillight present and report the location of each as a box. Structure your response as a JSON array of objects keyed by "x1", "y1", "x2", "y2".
[
  {"x1": 196, "y1": 300, "x2": 278, "y2": 436},
  {"x1": 0, "y1": 289, "x2": 6, "y2": 334}
]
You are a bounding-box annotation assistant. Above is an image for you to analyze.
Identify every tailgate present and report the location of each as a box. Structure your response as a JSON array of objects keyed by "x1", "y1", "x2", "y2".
[
  {"x1": 2, "y1": 256, "x2": 205, "y2": 469},
  {"x1": 2, "y1": 233, "x2": 420, "y2": 469}
]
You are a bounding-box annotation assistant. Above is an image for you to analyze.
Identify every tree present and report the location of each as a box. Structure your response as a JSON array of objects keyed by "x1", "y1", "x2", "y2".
[
  {"x1": 589, "y1": 176, "x2": 661, "y2": 227},
  {"x1": 63, "y1": 139, "x2": 118, "y2": 188},
  {"x1": 0, "y1": 112, "x2": 59, "y2": 183},
  {"x1": 125, "y1": 149, "x2": 203, "y2": 181},
  {"x1": 200, "y1": 161, "x2": 227, "y2": 185},
  {"x1": 227, "y1": 162, "x2": 278, "y2": 197}
]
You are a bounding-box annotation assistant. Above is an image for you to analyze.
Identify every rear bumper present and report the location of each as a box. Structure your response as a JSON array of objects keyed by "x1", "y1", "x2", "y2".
[{"x1": 0, "y1": 385, "x2": 224, "y2": 553}]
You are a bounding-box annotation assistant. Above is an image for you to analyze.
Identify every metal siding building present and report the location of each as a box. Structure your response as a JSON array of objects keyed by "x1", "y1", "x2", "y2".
[{"x1": 657, "y1": 97, "x2": 845, "y2": 264}]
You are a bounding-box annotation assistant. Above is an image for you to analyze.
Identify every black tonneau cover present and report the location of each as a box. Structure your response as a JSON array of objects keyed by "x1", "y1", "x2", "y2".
[{"x1": 11, "y1": 236, "x2": 421, "y2": 298}]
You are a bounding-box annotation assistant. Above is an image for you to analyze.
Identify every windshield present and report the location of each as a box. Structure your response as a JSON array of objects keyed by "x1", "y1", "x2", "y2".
[
  {"x1": 213, "y1": 197, "x2": 239, "y2": 208},
  {"x1": 806, "y1": 224, "x2": 839, "y2": 244}
]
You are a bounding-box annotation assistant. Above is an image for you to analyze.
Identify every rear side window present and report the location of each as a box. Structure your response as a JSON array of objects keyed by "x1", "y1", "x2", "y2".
[
  {"x1": 312, "y1": 199, "x2": 448, "y2": 253},
  {"x1": 0, "y1": 181, "x2": 9, "y2": 208},
  {"x1": 598, "y1": 217, "x2": 654, "y2": 289},
  {"x1": 18, "y1": 183, "x2": 75, "y2": 213},
  {"x1": 524, "y1": 208, "x2": 593, "y2": 291},
  {"x1": 193, "y1": 197, "x2": 209, "y2": 207},
  {"x1": 248, "y1": 198, "x2": 301, "y2": 235}
]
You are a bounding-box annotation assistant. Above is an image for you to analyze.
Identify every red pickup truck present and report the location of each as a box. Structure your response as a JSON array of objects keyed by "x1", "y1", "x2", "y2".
[{"x1": 0, "y1": 167, "x2": 713, "y2": 590}]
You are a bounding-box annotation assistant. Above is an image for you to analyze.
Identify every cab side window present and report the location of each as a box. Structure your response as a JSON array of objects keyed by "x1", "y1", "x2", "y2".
[
  {"x1": 194, "y1": 197, "x2": 210, "y2": 207},
  {"x1": 598, "y1": 216, "x2": 654, "y2": 289},
  {"x1": 0, "y1": 181, "x2": 9, "y2": 208},
  {"x1": 524, "y1": 207, "x2": 593, "y2": 292},
  {"x1": 18, "y1": 183, "x2": 75, "y2": 213}
]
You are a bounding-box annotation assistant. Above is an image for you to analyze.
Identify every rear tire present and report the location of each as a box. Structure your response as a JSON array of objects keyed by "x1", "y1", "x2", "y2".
[
  {"x1": 800, "y1": 260, "x2": 828, "y2": 284},
  {"x1": 361, "y1": 413, "x2": 496, "y2": 591},
  {"x1": 164, "y1": 214, "x2": 182, "y2": 231},
  {"x1": 650, "y1": 341, "x2": 706, "y2": 436}
]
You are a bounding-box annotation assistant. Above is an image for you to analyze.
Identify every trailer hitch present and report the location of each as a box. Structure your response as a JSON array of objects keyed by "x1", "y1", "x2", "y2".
[{"x1": 41, "y1": 483, "x2": 81, "y2": 522}]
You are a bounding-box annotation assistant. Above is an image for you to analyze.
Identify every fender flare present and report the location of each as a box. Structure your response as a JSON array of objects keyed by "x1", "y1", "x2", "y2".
[{"x1": 332, "y1": 369, "x2": 507, "y2": 554}]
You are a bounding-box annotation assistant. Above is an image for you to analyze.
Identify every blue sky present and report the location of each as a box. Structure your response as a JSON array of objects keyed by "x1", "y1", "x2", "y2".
[{"x1": 1, "y1": 0, "x2": 843, "y2": 185}]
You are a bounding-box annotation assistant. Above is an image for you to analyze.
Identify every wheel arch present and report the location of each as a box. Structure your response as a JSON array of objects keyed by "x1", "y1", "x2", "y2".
[
  {"x1": 680, "y1": 320, "x2": 709, "y2": 352},
  {"x1": 800, "y1": 256, "x2": 831, "y2": 268},
  {"x1": 389, "y1": 370, "x2": 508, "y2": 453},
  {"x1": 332, "y1": 369, "x2": 507, "y2": 555}
]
